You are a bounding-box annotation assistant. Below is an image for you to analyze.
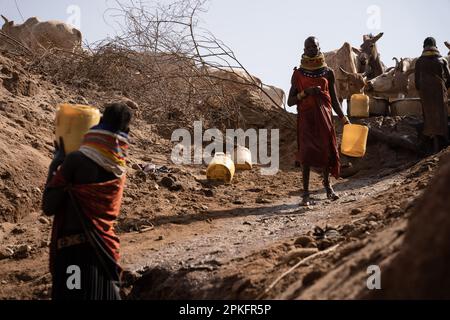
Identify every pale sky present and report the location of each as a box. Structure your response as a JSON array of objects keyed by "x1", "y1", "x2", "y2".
[{"x1": 2, "y1": 0, "x2": 450, "y2": 112}]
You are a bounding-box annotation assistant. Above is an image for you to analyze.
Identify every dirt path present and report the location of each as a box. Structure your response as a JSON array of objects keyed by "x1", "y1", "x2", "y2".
[
  {"x1": 0, "y1": 156, "x2": 425, "y2": 300},
  {"x1": 121, "y1": 171, "x2": 405, "y2": 287}
]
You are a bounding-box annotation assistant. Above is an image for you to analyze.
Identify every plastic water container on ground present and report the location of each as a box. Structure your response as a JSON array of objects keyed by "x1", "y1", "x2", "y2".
[
  {"x1": 206, "y1": 152, "x2": 235, "y2": 183},
  {"x1": 55, "y1": 103, "x2": 101, "y2": 154},
  {"x1": 350, "y1": 94, "x2": 370, "y2": 118},
  {"x1": 341, "y1": 124, "x2": 369, "y2": 158},
  {"x1": 234, "y1": 146, "x2": 252, "y2": 170}
]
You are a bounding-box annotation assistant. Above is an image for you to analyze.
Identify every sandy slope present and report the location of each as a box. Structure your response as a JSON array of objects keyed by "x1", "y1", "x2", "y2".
[{"x1": 0, "y1": 50, "x2": 447, "y2": 300}]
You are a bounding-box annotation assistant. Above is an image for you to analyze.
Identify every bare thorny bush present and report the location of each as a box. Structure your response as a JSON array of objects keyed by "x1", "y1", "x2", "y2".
[{"x1": 21, "y1": 0, "x2": 287, "y2": 135}]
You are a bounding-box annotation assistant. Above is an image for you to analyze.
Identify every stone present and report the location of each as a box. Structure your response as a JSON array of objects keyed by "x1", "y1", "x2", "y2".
[
  {"x1": 233, "y1": 199, "x2": 245, "y2": 205},
  {"x1": 14, "y1": 245, "x2": 32, "y2": 259},
  {"x1": 347, "y1": 227, "x2": 367, "y2": 238},
  {"x1": 0, "y1": 247, "x2": 14, "y2": 260},
  {"x1": 385, "y1": 205, "x2": 400, "y2": 212},
  {"x1": 123, "y1": 197, "x2": 133, "y2": 205},
  {"x1": 256, "y1": 197, "x2": 272, "y2": 204},
  {"x1": 122, "y1": 98, "x2": 139, "y2": 111},
  {"x1": 369, "y1": 221, "x2": 379, "y2": 228},
  {"x1": 169, "y1": 183, "x2": 184, "y2": 192},
  {"x1": 38, "y1": 217, "x2": 50, "y2": 225},
  {"x1": 203, "y1": 189, "x2": 214, "y2": 197},
  {"x1": 417, "y1": 181, "x2": 428, "y2": 190},
  {"x1": 338, "y1": 224, "x2": 355, "y2": 235},
  {"x1": 161, "y1": 177, "x2": 175, "y2": 189},
  {"x1": 143, "y1": 164, "x2": 157, "y2": 173},
  {"x1": 15, "y1": 272, "x2": 34, "y2": 282},
  {"x1": 400, "y1": 199, "x2": 416, "y2": 211},
  {"x1": 149, "y1": 183, "x2": 160, "y2": 191},
  {"x1": 351, "y1": 208, "x2": 363, "y2": 215},
  {"x1": 134, "y1": 170, "x2": 147, "y2": 182},
  {"x1": 40, "y1": 240, "x2": 50, "y2": 248},
  {"x1": 11, "y1": 226, "x2": 26, "y2": 235},
  {"x1": 0, "y1": 170, "x2": 12, "y2": 180},
  {"x1": 302, "y1": 270, "x2": 324, "y2": 287},
  {"x1": 385, "y1": 204, "x2": 404, "y2": 218},
  {"x1": 294, "y1": 236, "x2": 315, "y2": 248},
  {"x1": 132, "y1": 163, "x2": 142, "y2": 170},
  {"x1": 317, "y1": 239, "x2": 334, "y2": 251},
  {"x1": 306, "y1": 242, "x2": 318, "y2": 249},
  {"x1": 170, "y1": 167, "x2": 182, "y2": 174},
  {"x1": 121, "y1": 270, "x2": 141, "y2": 287},
  {"x1": 324, "y1": 229, "x2": 341, "y2": 240}
]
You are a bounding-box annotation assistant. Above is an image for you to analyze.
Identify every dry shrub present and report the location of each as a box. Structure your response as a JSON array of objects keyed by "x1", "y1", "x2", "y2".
[{"x1": 20, "y1": 0, "x2": 284, "y2": 136}]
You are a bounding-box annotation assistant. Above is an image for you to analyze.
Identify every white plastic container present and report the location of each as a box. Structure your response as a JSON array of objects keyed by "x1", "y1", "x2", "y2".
[{"x1": 234, "y1": 146, "x2": 252, "y2": 170}]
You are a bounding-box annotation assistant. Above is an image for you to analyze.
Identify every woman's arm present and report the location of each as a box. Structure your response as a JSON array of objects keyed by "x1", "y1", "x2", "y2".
[
  {"x1": 415, "y1": 60, "x2": 422, "y2": 91},
  {"x1": 287, "y1": 70, "x2": 300, "y2": 107},
  {"x1": 42, "y1": 160, "x2": 67, "y2": 216},
  {"x1": 287, "y1": 85, "x2": 299, "y2": 107},
  {"x1": 442, "y1": 59, "x2": 450, "y2": 89},
  {"x1": 42, "y1": 185, "x2": 66, "y2": 216},
  {"x1": 42, "y1": 151, "x2": 77, "y2": 217},
  {"x1": 327, "y1": 70, "x2": 347, "y2": 120}
]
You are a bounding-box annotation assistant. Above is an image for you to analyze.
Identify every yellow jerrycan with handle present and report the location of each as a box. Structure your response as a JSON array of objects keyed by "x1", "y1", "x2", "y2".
[
  {"x1": 55, "y1": 103, "x2": 101, "y2": 154},
  {"x1": 341, "y1": 124, "x2": 369, "y2": 158},
  {"x1": 349, "y1": 94, "x2": 370, "y2": 118},
  {"x1": 206, "y1": 152, "x2": 235, "y2": 184}
]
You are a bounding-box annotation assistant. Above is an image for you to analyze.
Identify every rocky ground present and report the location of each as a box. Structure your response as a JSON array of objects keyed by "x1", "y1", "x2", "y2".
[{"x1": 0, "y1": 49, "x2": 448, "y2": 300}]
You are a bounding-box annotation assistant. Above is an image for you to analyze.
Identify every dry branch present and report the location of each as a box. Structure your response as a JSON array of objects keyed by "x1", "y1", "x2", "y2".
[
  {"x1": 17, "y1": 0, "x2": 286, "y2": 134},
  {"x1": 256, "y1": 244, "x2": 340, "y2": 300}
]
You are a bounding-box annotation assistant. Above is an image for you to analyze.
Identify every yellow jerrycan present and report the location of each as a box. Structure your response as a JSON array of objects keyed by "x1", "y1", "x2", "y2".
[
  {"x1": 350, "y1": 94, "x2": 370, "y2": 118},
  {"x1": 206, "y1": 152, "x2": 236, "y2": 184},
  {"x1": 341, "y1": 124, "x2": 369, "y2": 158},
  {"x1": 55, "y1": 104, "x2": 101, "y2": 154}
]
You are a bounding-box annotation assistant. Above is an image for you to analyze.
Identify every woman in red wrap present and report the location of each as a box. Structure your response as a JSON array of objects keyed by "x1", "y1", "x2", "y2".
[
  {"x1": 288, "y1": 37, "x2": 350, "y2": 206},
  {"x1": 42, "y1": 103, "x2": 132, "y2": 300}
]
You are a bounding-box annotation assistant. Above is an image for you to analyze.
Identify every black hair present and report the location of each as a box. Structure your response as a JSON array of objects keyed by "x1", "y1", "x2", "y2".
[
  {"x1": 101, "y1": 103, "x2": 132, "y2": 133},
  {"x1": 423, "y1": 37, "x2": 437, "y2": 48},
  {"x1": 305, "y1": 36, "x2": 318, "y2": 46}
]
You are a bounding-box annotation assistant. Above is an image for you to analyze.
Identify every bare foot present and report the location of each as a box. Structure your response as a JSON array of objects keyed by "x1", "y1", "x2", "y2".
[
  {"x1": 301, "y1": 192, "x2": 315, "y2": 206},
  {"x1": 325, "y1": 186, "x2": 340, "y2": 201}
]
